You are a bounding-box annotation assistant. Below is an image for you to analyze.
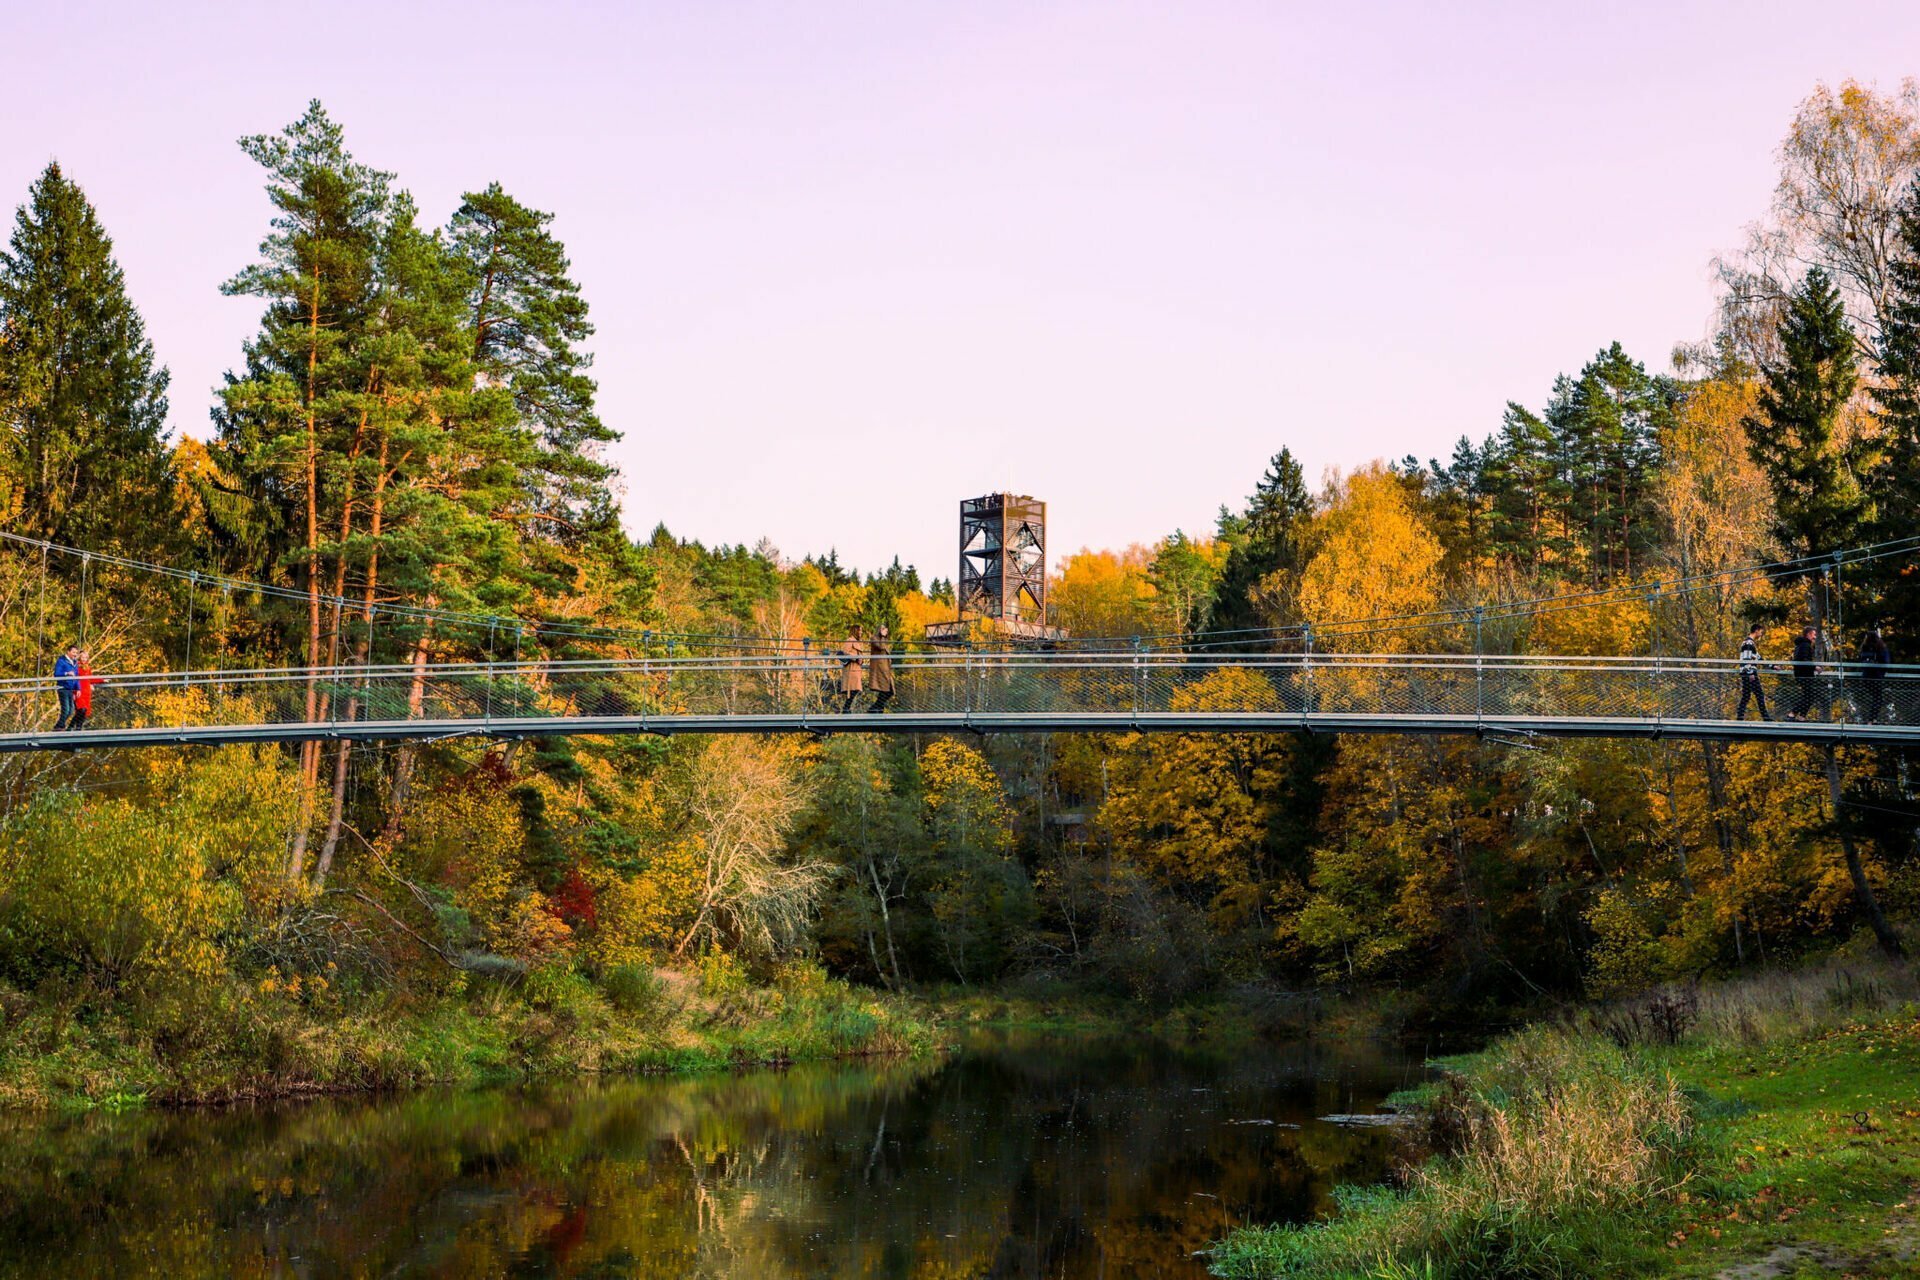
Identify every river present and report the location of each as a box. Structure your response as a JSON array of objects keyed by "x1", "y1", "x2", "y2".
[{"x1": 0, "y1": 1032, "x2": 1423, "y2": 1278}]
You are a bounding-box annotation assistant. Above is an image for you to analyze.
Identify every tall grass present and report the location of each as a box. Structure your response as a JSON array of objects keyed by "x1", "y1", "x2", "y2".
[
  {"x1": 1590, "y1": 956, "x2": 1920, "y2": 1050},
  {"x1": 1213, "y1": 1027, "x2": 1692, "y2": 1278},
  {"x1": 1212, "y1": 958, "x2": 1920, "y2": 1279}
]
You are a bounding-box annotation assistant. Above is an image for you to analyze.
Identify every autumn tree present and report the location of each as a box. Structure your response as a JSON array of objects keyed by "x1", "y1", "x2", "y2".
[
  {"x1": 1713, "y1": 78, "x2": 1920, "y2": 363},
  {"x1": 1294, "y1": 463, "x2": 1444, "y2": 651},
  {"x1": 1098, "y1": 668, "x2": 1293, "y2": 917},
  {"x1": 1050, "y1": 546, "x2": 1156, "y2": 640},
  {"x1": 673, "y1": 736, "x2": 826, "y2": 960},
  {"x1": 919, "y1": 740, "x2": 1029, "y2": 983}
]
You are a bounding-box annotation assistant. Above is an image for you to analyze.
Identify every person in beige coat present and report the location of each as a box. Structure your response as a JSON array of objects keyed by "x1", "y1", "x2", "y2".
[
  {"x1": 868, "y1": 626, "x2": 895, "y2": 712},
  {"x1": 838, "y1": 626, "x2": 865, "y2": 711}
]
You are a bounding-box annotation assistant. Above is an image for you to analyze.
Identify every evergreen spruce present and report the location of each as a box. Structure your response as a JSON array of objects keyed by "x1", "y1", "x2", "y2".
[
  {"x1": 1207, "y1": 448, "x2": 1313, "y2": 646},
  {"x1": 1744, "y1": 267, "x2": 1870, "y2": 623},
  {"x1": 1871, "y1": 174, "x2": 1920, "y2": 639},
  {"x1": 0, "y1": 162, "x2": 171, "y2": 553}
]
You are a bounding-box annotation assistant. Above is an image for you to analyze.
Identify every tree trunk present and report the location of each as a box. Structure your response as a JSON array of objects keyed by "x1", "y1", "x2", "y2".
[
  {"x1": 1698, "y1": 740, "x2": 1744, "y2": 963},
  {"x1": 287, "y1": 269, "x2": 325, "y2": 881},
  {"x1": 869, "y1": 858, "x2": 903, "y2": 989},
  {"x1": 1824, "y1": 744, "x2": 1906, "y2": 958},
  {"x1": 317, "y1": 415, "x2": 385, "y2": 885},
  {"x1": 381, "y1": 615, "x2": 437, "y2": 840}
]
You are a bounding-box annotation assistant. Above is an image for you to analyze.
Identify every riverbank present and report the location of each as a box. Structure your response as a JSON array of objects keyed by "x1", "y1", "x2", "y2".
[
  {"x1": 1209, "y1": 958, "x2": 1920, "y2": 1278},
  {"x1": 0, "y1": 963, "x2": 1426, "y2": 1111},
  {"x1": 0, "y1": 961, "x2": 935, "y2": 1109}
]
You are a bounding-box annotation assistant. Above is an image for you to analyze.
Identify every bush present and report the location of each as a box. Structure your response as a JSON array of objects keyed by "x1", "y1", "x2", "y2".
[
  {"x1": 601, "y1": 964, "x2": 669, "y2": 1023},
  {"x1": 697, "y1": 949, "x2": 747, "y2": 999}
]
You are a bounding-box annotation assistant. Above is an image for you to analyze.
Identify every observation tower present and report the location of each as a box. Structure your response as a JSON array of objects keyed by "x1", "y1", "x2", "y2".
[{"x1": 926, "y1": 493, "x2": 1068, "y2": 647}]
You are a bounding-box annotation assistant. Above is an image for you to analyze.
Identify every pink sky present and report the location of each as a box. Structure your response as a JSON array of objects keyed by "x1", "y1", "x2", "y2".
[{"x1": 5, "y1": 1, "x2": 1920, "y2": 580}]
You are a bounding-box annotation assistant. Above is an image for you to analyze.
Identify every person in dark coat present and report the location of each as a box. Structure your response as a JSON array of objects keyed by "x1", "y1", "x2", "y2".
[
  {"x1": 1788, "y1": 626, "x2": 1820, "y2": 721},
  {"x1": 838, "y1": 626, "x2": 865, "y2": 712},
  {"x1": 52, "y1": 642, "x2": 80, "y2": 730},
  {"x1": 868, "y1": 626, "x2": 895, "y2": 712},
  {"x1": 1857, "y1": 624, "x2": 1891, "y2": 723},
  {"x1": 1735, "y1": 623, "x2": 1770, "y2": 721}
]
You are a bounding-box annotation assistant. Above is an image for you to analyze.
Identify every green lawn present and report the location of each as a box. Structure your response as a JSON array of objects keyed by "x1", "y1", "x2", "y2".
[{"x1": 1661, "y1": 1017, "x2": 1920, "y2": 1277}]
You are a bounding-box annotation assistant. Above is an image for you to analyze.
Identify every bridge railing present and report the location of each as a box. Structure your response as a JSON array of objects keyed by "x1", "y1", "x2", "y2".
[{"x1": 0, "y1": 651, "x2": 1915, "y2": 740}]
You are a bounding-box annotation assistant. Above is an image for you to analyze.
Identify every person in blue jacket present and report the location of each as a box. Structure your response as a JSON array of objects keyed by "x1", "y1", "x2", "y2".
[{"x1": 53, "y1": 642, "x2": 80, "y2": 730}]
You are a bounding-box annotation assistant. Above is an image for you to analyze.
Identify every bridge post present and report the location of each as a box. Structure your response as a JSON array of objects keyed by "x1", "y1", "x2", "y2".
[
  {"x1": 1647, "y1": 587, "x2": 1660, "y2": 724},
  {"x1": 485, "y1": 617, "x2": 497, "y2": 724},
  {"x1": 184, "y1": 571, "x2": 197, "y2": 687},
  {"x1": 962, "y1": 641, "x2": 975, "y2": 718},
  {"x1": 1472, "y1": 606, "x2": 1484, "y2": 720},
  {"x1": 1303, "y1": 622, "x2": 1316, "y2": 716},
  {"x1": 1131, "y1": 636, "x2": 1142, "y2": 717}
]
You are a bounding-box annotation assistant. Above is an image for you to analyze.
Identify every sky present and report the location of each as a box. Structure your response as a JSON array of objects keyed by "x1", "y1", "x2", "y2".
[{"x1": 5, "y1": 1, "x2": 1920, "y2": 582}]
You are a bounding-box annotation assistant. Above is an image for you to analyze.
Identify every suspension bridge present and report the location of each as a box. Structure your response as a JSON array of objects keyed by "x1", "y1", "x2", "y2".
[
  {"x1": 7, "y1": 530, "x2": 1920, "y2": 753},
  {"x1": 5, "y1": 652, "x2": 1920, "y2": 752}
]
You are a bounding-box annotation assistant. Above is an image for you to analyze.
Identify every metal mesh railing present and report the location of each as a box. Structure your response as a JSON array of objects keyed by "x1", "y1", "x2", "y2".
[{"x1": 3, "y1": 652, "x2": 1917, "y2": 746}]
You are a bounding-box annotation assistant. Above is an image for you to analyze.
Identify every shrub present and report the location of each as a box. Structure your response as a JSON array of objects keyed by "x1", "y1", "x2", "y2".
[
  {"x1": 697, "y1": 948, "x2": 747, "y2": 999},
  {"x1": 601, "y1": 963, "x2": 669, "y2": 1023}
]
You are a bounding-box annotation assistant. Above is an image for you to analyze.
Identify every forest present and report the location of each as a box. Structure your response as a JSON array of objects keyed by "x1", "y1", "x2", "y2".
[{"x1": 2, "y1": 83, "x2": 1920, "y2": 1102}]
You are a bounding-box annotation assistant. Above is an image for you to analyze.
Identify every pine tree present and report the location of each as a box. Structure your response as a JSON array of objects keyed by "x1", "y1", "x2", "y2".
[
  {"x1": 1483, "y1": 403, "x2": 1562, "y2": 568},
  {"x1": 1207, "y1": 448, "x2": 1313, "y2": 646},
  {"x1": 1543, "y1": 344, "x2": 1672, "y2": 580},
  {"x1": 0, "y1": 162, "x2": 171, "y2": 553},
  {"x1": 217, "y1": 100, "x2": 391, "y2": 880},
  {"x1": 448, "y1": 184, "x2": 617, "y2": 540},
  {"x1": 1744, "y1": 268, "x2": 1870, "y2": 626},
  {"x1": 1746, "y1": 268, "x2": 1901, "y2": 959}
]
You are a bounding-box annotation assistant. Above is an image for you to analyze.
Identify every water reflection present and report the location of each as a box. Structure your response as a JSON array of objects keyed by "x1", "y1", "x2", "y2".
[{"x1": 0, "y1": 1033, "x2": 1420, "y2": 1278}]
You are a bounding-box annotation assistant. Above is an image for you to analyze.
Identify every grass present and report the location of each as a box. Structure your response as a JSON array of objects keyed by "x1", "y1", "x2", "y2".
[
  {"x1": 1210, "y1": 957, "x2": 1920, "y2": 1279},
  {"x1": 0, "y1": 961, "x2": 937, "y2": 1109}
]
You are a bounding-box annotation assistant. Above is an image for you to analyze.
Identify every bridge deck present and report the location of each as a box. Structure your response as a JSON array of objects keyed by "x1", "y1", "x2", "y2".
[{"x1": 8, "y1": 652, "x2": 1918, "y2": 751}]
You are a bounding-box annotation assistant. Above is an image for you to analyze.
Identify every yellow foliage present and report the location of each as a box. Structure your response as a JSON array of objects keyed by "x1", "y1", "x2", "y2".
[
  {"x1": 0, "y1": 746, "x2": 300, "y2": 993},
  {"x1": 1099, "y1": 668, "x2": 1290, "y2": 896},
  {"x1": 1050, "y1": 546, "x2": 1157, "y2": 640},
  {"x1": 1296, "y1": 464, "x2": 1443, "y2": 651},
  {"x1": 401, "y1": 777, "x2": 530, "y2": 949},
  {"x1": 1528, "y1": 589, "x2": 1651, "y2": 659},
  {"x1": 497, "y1": 891, "x2": 573, "y2": 966},
  {"x1": 893, "y1": 591, "x2": 949, "y2": 647},
  {"x1": 921, "y1": 740, "x2": 1013, "y2": 855},
  {"x1": 584, "y1": 848, "x2": 704, "y2": 969}
]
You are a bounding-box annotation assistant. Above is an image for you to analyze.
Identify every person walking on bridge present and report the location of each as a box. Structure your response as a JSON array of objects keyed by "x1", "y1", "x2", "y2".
[
  {"x1": 1735, "y1": 623, "x2": 1770, "y2": 721},
  {"x1": 868, "y1": 626, "x2": 895, "y2": 712},
  {"x1": 1857, "y1": 624, "x2": 1891, "y2": 724},
  {"x1": 1788, "y1": 625, "x2": 1821, "y2": 721},
  {"x1": 52, "y1": 642, "x2": 80, "y2": 730},
  {"x1": 70, "y1": 649, "x2": 100, "y2": 730},
  {"x1": 838, "y1": 626, "x2": 866, "y2": 712}
]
